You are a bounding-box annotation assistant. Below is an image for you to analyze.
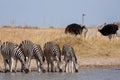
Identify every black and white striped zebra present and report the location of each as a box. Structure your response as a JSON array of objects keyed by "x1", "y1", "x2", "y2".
[
  {"x1": 19, "y1": 40, "x2": 45, "y2": 72},
  {"x1": 0, "y1": 41, "x2": 29, "y2": 73},
  {"x1": 62, "y1": 44, "x2": 78, "y2": 73},
  {"x1": 43, "y1": 41, "x2": 62, "y2": 72}
]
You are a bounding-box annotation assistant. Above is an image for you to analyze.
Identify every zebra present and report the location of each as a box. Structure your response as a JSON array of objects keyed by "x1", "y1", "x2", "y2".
[
  {"x1": 19, "y1": 40, "x2": 45, "y2": 72},
  {"x1": 62, "y1": 44, "x2": 78, "y2": 73},
  {"x1": 43, "y1": 41, "x2": 62, "y2": 72},
  {"x1": 0, "y1": 41, "x2": 29, "y2": 73}
]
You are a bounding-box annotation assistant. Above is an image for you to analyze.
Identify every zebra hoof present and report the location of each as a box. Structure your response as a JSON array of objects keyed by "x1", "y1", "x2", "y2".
[
  {"x1": 51, "y1": 70, "x2": 54, "y2": 73},
  {"x1": 13, "y1": 70, "x2": 17, "y2": 73},
  {"x1": 47, "y1": 70, "x2": 50, "y2": 72},
  {"x1": 24, "y1": 69, "x2": 29, "y2": 73},
  {"x1": 59, "y1": 69, "x2": 62, "y2": 72},
  {"x1": 5, "y1": 70, "x2": 10, "y2": 73},
  {"x1": 21, "y1": 69, "x2": 24, "y2": 72},
  {"x1": 42, "y1": 69, "x2": 46, "y2": 73},
  {"x1": 12, "y1": 70, "x2": 17, "y2": 73},
  {"x1": 0, "y1": 70, "x2": 4, "y2": 73},
  {"x1": 75, "y1": 69, "x2": 78, "y2": 73}
]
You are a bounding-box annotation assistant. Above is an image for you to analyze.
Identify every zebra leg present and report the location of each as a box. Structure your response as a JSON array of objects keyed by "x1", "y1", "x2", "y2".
[
  {"x1": 71, "y1": 61, "x2": 74, "y2": 73},
  {"x1": 73, "y1": 61, "x2": 78, "y2": 73},
  {"x1": 14, "y1": 59, "x2": 18, "y2": 72},
  {"x1": 36, "y1": 60, "x2": 41, "y2": 72},
  {"x1": 47, "y1": 62, "x2": 50, "y2": 72},
  {"x1": 28, "y1": 58, "x2": 31, "y2": 72},
  {"x1": 68, "y1": 61, "x2": 70, "y2": 73},
  {"x1": 36, "y1": 60, "x2": 42, "y2": 72},
  {"x1": 21, "y1": 63, "x2": 23, "y2": 72},
  {"x1": 3, "y1": 59, "x2": 7, "y2": 73},
  {"x1": 53, "y1": 61, "x2": 57, "y2": 72},
  {"x1": 40, "y1": 64, "x2": 46, "y2": 73},
  {"x1": 51, "y1": 62, "x2": 54, "y2": 72},
  {"x1": 10, "y1": 58, "x2": 14, "y2": 72},
  {"x1": 57, "y1": 61, "x2": 62, "y2": 72},
  {"x1": 29, "y1": 60, "x2": 31, "y2": 72},
  {"x1": 65, "y1": 61, "x2": 68, "y2": 73},
  {"x1": 54, "y1": 61, "x2": 57, "y2": 72}
]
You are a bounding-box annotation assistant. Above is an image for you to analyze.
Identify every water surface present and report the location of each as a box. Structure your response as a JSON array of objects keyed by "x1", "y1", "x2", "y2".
[{"x1": 0, "y1": 68, "x2": 120, "y2": 80}]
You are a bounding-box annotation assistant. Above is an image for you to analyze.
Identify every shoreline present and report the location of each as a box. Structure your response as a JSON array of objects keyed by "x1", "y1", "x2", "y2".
[
  {"x1": 79, "y1": 65, "x2": 120, "y2": 69},
  {"x1": 0, "y1": 57, "x2": 120, "y2": 71}
]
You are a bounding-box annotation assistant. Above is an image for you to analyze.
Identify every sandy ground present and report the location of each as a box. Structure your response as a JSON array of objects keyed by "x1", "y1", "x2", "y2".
[{"x1": 78, "y1": 57, "x2": 120, "y2": 68}]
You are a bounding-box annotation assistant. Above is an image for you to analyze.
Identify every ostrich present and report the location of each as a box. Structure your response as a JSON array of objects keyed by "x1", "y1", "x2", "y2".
[
  {"x1": 98, "y1": 23, "x2": 119, "y2": 41},
  {"x1": 65, "y1": 23, "x2": 88, "y2": 38}
]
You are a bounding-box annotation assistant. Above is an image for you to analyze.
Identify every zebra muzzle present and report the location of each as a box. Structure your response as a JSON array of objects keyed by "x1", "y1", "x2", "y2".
[{"x1": 24, "y1": 69, "x2": 29, "y2": 73}]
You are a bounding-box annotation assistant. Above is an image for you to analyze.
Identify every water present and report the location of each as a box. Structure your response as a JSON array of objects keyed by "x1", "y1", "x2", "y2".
[{"x1": 0, "y1": 68, "x2": 120, "y2": 80}]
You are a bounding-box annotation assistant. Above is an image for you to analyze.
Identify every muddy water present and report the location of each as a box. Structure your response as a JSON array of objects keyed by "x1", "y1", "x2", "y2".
[{"x1": 0, "y1": 68, "x2": 120, "y2": 80}]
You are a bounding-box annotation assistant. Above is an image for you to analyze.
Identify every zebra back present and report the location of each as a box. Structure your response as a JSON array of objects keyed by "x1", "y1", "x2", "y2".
[
  {"x1": 44, "y1": 42, "x2": 61, "y2": 61},
  {"x1": 19, "y1": 40, "x2": 34, "y2": 58},
  {"x1": 33, "y1": 44, "x2": 45, "y2": 63},
  {"x1": 19, "y1": 40, "x2": 45, "y2": 64},
  {"x1": 62, "y1": 44, "x2": 77, "y2": 62}
]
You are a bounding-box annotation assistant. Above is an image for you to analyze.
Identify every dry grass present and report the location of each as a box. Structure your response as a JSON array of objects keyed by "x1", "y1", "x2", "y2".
[{"x1": 0, "y1": 27, "x2": 120, "y2": 60}]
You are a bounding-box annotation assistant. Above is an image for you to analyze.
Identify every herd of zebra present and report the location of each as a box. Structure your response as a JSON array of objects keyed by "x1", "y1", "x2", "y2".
[{"x1": 0, "y1": 40, "x2": 78, "y2": 73}]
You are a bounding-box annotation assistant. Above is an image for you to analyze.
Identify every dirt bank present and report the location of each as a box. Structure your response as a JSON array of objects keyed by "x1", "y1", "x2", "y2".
[{"x1": 78, "y1": 57, "x2": 120, "y2": 69}]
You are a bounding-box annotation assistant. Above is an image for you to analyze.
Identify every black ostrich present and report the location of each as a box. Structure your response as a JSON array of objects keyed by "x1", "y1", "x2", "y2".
[
  {"x1": 65, "y1": 23, "x2": 88, "y2": 37},
  {"x1": 98, "y1": 23, "x2": 119, "y2": 41}
]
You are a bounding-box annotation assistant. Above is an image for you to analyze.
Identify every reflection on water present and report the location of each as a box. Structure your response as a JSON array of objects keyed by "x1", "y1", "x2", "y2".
[{"x1": 0, "y1": 68, "x2": 120, "y2": 80}]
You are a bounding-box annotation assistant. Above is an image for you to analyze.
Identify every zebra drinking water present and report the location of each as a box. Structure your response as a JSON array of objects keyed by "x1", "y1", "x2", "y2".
[
  {"x1": 19, "y1": 40, "x2": 45, "y2": 72},
  {"x1": 0, "y1": 41, "x2": 29, "y2": 73},
  {"x1": 43, "y1": 41, "x2": 62, "y2": 72},
  {"x1": 62, "y1": 44, "x2": 78, "y2": 73}
]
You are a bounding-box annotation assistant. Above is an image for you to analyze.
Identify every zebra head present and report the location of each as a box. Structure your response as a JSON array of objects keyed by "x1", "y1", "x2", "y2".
[{"x1": 21, "y1": 62, "x2": 29, "y2": 73}]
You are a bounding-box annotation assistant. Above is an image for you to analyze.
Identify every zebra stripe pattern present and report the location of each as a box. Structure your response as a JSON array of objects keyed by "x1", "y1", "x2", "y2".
[
  {"x1": 62, "y1": 44, "x2": 78, "y2": 73},
  {"x1": 19, "y1": 40, "x2": 45, "y2": 72},
  {"x1": 44, "y1": 41, "x2": 62, "y2": 72},
  {"x1": 0, "y1": 41, "x2": 29, "y2": 73}
]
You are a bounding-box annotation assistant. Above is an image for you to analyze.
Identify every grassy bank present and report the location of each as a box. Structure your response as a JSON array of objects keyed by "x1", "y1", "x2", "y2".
[
  {"x1": 0, "y1": 27, "x2": 120, "y2": 57},
  {"x1": 0, "y1": 27, "x2": 120, "y2": 69}
]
